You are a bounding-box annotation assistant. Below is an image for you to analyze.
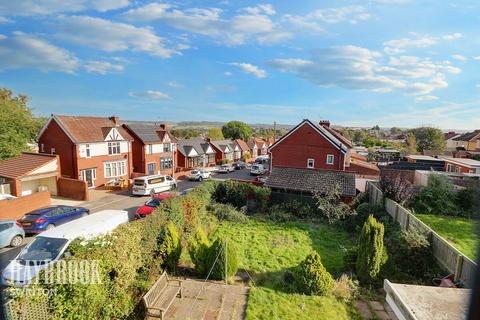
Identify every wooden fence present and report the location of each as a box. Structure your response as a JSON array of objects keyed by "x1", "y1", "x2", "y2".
[{"x1": 366, "y1": 181, "x2": 478, "y2": 288}]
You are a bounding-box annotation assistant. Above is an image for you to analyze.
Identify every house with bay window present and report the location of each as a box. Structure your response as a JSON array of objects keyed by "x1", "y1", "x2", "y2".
[
  {"x1": 209, "y1": 139, "x2": 242, "y2": 163},
  {"x1": 122, "y1": 122, "x2": 177, "y2": 177},
  {"x1": 176, "y1": 137, "x2": 216, "y2": 169},
  {"x1": 37, "y1": 115, "x2": 133, "y2": 188}
]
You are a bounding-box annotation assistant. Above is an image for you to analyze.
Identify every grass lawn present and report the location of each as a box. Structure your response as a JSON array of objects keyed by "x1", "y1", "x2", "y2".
[
  {"x1": 416, "y1": 214, "x2": 479, "y2": 261},
  {"x1": 212, "y1": 219, "x2": 361, "y2": 320}
]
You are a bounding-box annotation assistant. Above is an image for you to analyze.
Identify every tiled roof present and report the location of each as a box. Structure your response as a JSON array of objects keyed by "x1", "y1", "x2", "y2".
[
  {"x1": 444, "y1": 132, "x2": 459, "y2": 140},
  {"x1": 235, "y1": 139, "x2": 250, "y2": 152},
  {"x1": 54, "y1": 115, "x2": 133, "y2": 143},
  {"x1": 351, "y1": 152, "x2": 368, "y2": 161},
  {"x1": 349, "y1": 158, "x2": 380, "y2": 173},
  {"x1": 265, "y1": 167, "x2": 356, "y2": 197},
  {"x1": 210, "y1": 140, "x2": 234, "y2": 153},
  {"x1": 320, "y1": 125, "x2": 353, "y2": 148},
  {"x1": 122, "y1": 122, "x2": 176, "y2": 144},
  {"x1": 0, "y1": 153, "x2": 57, "y2": 179},
  {"x1": 453, "y1": 130, "x2": 480, "y2": 142},
  {"x1": 177, "y1": 137, "x2": 215, "y2": 156}
]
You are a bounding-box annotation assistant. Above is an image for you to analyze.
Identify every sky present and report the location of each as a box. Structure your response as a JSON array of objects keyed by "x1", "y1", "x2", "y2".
[{"x1": 0, "y1": 0, "x2": 479, "y2": 130}]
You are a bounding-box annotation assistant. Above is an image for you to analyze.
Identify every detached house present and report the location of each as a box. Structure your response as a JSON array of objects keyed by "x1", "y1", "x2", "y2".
[
  {"x1": 209, "y1": 139, "x2": 242, "y2": 163},
  {"x1": 235, "y1": 139, "x2": 251, "y2": 160},
  {"x1": 122, "y1": 122, "x2": 177, "y2": 176},
  {"x1": 37, "y1": 115, "x2": 133, "y2": 188},
  {"x1": 451, "y1": 130, "x2": 480, "y2": 151},
  {"x1": 176, "y1": 137, "x2": 216, "y2": 169},
  {"x1": 248, "y1": 138, "x2": 268, "y2": 158}
]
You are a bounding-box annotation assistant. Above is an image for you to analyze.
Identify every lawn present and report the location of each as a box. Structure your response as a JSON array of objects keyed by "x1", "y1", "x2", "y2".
[
  {"x1": 212, "y1": 220, "x2": 361, "y2": 320},
  {"x1": 416, "y1": 214, "x2": 479, "y2": 261}
]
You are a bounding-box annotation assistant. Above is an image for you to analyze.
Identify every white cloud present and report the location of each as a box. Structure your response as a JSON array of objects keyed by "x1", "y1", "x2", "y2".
[
  {"x1": 206, "y1": 84, "x2": 236, "y2": 92},
  {"x1": 476, "y1": 84, "x2": 480, "y2": 88},
  {"x1": 372, "y1": 0, "x2": 411, "y2": 4},
  {"x1": 269, "y1": 45, "x2": 460, "y2": 96},
  {"x1": 167, "y1": 81, "x2": 182, "y2": 88},
  {"x1": 474, "y1": 56, "x2": 480, "y2": 61},
  {"x1": 230, "y1": 62, "x2": 267, "y2": 78},
  {"x1": 0, "y1": 32, "x2": 79, "y2": 73},
  {"x1": 84, "y1": 60, "x2": 124, "y2": 74},
  {"x1": 415, "y1": 95, "x2": 439, "y2": 102},
  {"x1": 451, "y1": 54, "x2": 467, "y2": 62},
  {"x1": 240, "y1": 4, "x2": 276, "y2": 16},
  {"x1": 122, "y1": 3, "x2": 290, "y2": 45},
  {"x1": 128, "y1": 90, "x2": 171, "y2": 100},
  {"x1": 0, "y1": 0, "x2": 130, "y2": 16},
  {"x1": 224, "y1": 71, "x2": 232, "y2": 76},
  {"x1": 384, "y1": 32, "x2": 463, "y2": 54},
  {"x1": 54, "y1": 15, "x2": 177, "y2": 58},
  {"x1": 0, "y1": 16, "x2": 12, "y2": 23}
]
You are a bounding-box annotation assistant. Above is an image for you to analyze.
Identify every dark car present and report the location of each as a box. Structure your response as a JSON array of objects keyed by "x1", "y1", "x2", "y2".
[
  {"x1": 19, "y1": 205, "x2": 90, "y2": 234},
  {"x1": 233, "y1": 161, "x2": 246, "y2": 170}
]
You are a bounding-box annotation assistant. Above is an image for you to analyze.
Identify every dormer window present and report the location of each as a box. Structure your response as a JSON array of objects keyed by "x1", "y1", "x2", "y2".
[{"x1": 108, "y1": 142, "x2": 121, "y2": 155}]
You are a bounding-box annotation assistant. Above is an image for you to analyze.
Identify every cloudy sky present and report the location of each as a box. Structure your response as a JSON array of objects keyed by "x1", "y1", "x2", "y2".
[{"x1": 0, "y1": 0, "x2": 479, "y2": 129}]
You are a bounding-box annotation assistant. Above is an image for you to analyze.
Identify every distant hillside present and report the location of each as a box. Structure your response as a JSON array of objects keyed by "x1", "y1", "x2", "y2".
[{"x1": 172, "y1": 121, "x2": 293, "y2": 130}]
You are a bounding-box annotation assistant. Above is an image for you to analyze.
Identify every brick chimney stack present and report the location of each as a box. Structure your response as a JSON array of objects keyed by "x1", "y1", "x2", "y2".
[
  {"x1": 109, "y1": 115, "x2": 120, "y2": 126},
  {"x1": 319, "y1": 120, "x2": 330, "y2": 128},
  {"x1": 159, "y1": 124, "x2": 166, "y2": 130}
]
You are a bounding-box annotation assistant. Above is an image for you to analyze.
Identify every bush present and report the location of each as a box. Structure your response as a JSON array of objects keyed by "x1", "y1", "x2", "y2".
[
  {"x1": 314, "y1": 184, "x2": 354, "y2": 224},
  {"x1": 205, "y1": 237, "x2": 238, "y2": 280},
  {"x1": 380, "y1": 175, "x2": 413, "y2": 204},
  {"x1": 332, "y1": 274, "x2": 359, "y2": 303},
  {"x1": 356, "y1": 215, "x2": 387, "y2": 285},
  {"x1": 343, "y1": 202, "x2": 371, "y2": 233},
  {"x1": 412, "y1": 174, "x2": 456, "y2": 215},
  {"x1": 208, "y1": 202, "x2": 248, "y2": 223},
  {"x1": 159, "y1": 222, "x2": 182, "y2": 273},
  {"x1": 455, "y1": 187, "x2": 478, "y2": 218},
  {"x1": 212, "y1": 180, "x2": 271, "y2": 212},
  {"x1": 188, "y1": 225, "x2": 211, "y2": 275},
  {"x1": 295, "y1": 251, "x2": 334, "y2": 295}
]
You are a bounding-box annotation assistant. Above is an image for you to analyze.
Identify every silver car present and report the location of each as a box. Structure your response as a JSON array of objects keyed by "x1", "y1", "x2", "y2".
[
  {"x1": 0, "y1": 220, "x2": 25, "y2": 248},
  {"x1": 188, "y1": 169, "x2": 211, "y2": 181}
]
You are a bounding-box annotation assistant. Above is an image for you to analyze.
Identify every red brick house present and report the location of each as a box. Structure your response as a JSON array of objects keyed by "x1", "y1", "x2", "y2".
[
  {"x1": 176, "y1": 137, "x2": 217, "y2": 169},
  {"x1": 209, "y1": 139, "x2": 236, "y2": 163},
  {"x1": 247, "y1": 138, "x2": 268, "y2": 158},
  {"x1": 37, "y1": 115, "x2": 133, "y2": 188},
  {"x1": 122, "y1": 122, "x2": 177, "y2": 176},
  {"x1": 235, "y1": 139, "x2": 251, "y2": 160},
  {"x1": 443, "y1": 157, "x2": 480, "y2": 174}
]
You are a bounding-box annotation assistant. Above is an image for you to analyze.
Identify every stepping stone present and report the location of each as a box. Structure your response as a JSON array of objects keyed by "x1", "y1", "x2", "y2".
[
  {"x1": 370, "y1": 301, "x2": 385, "y2": 311},
  {"x1": 376, "y1": 310, "x2": 392, "y2": 320},
  {"x1": 356, "y1": 300, "x2": 373, "y2": 319}
]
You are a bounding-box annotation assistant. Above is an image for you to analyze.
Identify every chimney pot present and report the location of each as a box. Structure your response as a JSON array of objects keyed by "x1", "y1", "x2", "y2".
[
  {"x1": 109, "y1": 115, "x2": 120, "y2": 126},
  {"x1": 319, "y1": 120, "x2": 330, "y2": 128},
  {"x1": 159, "y1": 124, "x2": 166, "y2": 130}
]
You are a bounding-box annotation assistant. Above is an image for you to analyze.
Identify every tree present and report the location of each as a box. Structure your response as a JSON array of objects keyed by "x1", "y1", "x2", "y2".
[
  {"x1": 405, "y1": 133, "x2": 417, "y2": 155},
  {"x1": 390, "y1": 127, "x2": 403, "y2": 135},
  {"x1": 314, "y1": 184, "x2": 354, "y2": 224},
  {"x1": 0, "y1": 88, "x2": 46, "y2": 160},
  {"x1": 170, "y1": 128, "x2": 200, "y2": 139},
  {"x1": 356, "y1": 215, "x2": 386, "y2": 284},
  {"x1": 296, "y1": 251, "x2": 334, "y2": 295},
  {"x1": 221, "y1": 121, "x2": 253, "y2": 140},
  {"x1": 205, "y1": 237, "x2": 238, "y2": 281},
  {"x1": 189, "y1": 225, "x2": 211, "y2": 275},
  {"x1": 412, "y1": 174, "x2": 456, "y2": 215},
  {"x1": 409, "y1": 127, "x2": 445, "y2": 152},
  {"x1": 158, "y1": 222, "x2": 182, "y2": 272},
  {"x1": 208, "y1": 127, "x2": 224, "y2": 140},
  {"x1": 380, "y1": 175, "x2": 413, "y2": 204}
]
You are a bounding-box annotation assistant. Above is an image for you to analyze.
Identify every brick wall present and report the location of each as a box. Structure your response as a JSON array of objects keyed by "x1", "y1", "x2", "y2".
[
  {"x1": 0, "y1": 191, "x2": 51, "y2": 220},
  {"x1": 57, "y1": 177, "x2": 89, "y2": 201}
]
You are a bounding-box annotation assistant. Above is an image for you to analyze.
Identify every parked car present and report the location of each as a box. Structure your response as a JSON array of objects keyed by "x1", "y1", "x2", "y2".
[
  {"x1": 19, "y1": 205, "x2": 89, "y2": 234},
  {"x1": 233, "y1": 161, "x2": 246, "y2": 170},
  {"x1": 188, "y1": 169, "x2": 211, "y2": 181},
  {"x1": 255, "y1": 156, "x2": 269, "y2": 164},
  {"x1": 135, "y1": 193, "x2": 176, "y2": 219},
  {"x1": 250, "y1": 164, "x2": 268, "y2": 175},
  {"x1": 0, "y1": 194, "x2": 17, "y2": 201},
  {"x1": 2, "y1": 210, "x2": 129, "y2": 287},
  {"x1": 218, "y1": 164, "x2": 235, "y2": 173},
  {"x1": 0, "y1": 220, "x2": 25, "y2": 248},
  {"x1": 132, "y1": 175, "x2": 177, "y2": 196}
]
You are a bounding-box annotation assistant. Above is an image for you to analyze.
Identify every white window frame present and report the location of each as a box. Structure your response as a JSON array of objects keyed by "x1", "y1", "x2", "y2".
[
  {"x1": 446, "y1": 163, "x2": 453, "y2": 172},
  {"x1": 326, "y1": 154, "x2": 334, "y2": 165},
  {"x1": 85, "y1": 144, "x2": 91, "y2": 158},
  {"x1": 147, "y1": 162, "x2": 156, "y2": 175},
  {"x1": 40, "y1": 144, "x2": 44, "y2": 152},
  {"x1": 51, "y1": 147, "x2": 56, "y2": 155},
  {"x1": 108, "y1": 142, "x2": 121, "y2": 155},
  {"x1": 104, "y1": 160, "x2": 126, "y2": 178},
  {"x1": 147, "y1": 144, "x2": 153, "y2": 155},
  {"x1": 307, "y1": 158, "x2": 315, "y2": 169}
]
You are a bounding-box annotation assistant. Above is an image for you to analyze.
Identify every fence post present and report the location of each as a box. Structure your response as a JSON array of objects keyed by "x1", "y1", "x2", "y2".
[
  {"x1": 454, "y1": 255, "x2": 464, "y2": 282},
  {"x1": 394, "y1": 204, "x2": 399, "y2": 222},
  {"x1": 405, "y1": 212, "x2": 410, "y2": 231}
]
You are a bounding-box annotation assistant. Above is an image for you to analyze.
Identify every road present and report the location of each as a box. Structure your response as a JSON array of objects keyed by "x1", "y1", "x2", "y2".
[{"x1": 0, "y1": 168, "x2": 255, "y2": 271}]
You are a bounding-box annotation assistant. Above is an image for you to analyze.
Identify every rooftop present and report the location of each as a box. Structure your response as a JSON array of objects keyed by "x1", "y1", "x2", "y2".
[
  {"x1": 406, "y1": 155, "x2": 444, "y2": 161},
  {"x1": 0, "y1": 152, "x2": 57, "y2": 179},
  {"x1": 453, "y1": 130, "x2": 480, "y2": 142},
  {"x1": 441, "y1": 157, "x2": 480, "y2": 167},
  {"x1": 122, "y1": 121, "x2": 175, "y2": 144}
]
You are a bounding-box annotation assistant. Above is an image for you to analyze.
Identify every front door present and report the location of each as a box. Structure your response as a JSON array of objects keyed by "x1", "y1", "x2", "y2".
[
  {"x1": 82, "y1": 169, "x2": 95, "y2": 188},
  {"x1": 148, "y1": 163, "x2": 156, "y2": 175}
]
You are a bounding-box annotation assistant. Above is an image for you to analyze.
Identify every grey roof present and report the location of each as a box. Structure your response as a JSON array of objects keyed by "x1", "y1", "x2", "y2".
[
  {"x1": 177, "y1": 137, "x2": 216, "y2": 156},
  {"x1": 210, "y1": 139, "x2": 235, "y2": 153},
  {"x1": 122, "y1": 122, "x2": 171, "y2": 143},
  {"x1": 453, "y1": 130, "x2": 480, "y2": 142},
  {"x1": 265, "y1": 167, "x2": 356, "y2": 197}
]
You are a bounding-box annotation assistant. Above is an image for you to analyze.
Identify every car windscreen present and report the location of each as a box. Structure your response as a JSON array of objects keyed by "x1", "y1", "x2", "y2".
[
  {"x1": 190, "y1": 170, "x2": 199, "y2": 174},
  {"x1": 17, "y1": 236, "x2": 68, "y2": 264},
  {"x1": 252, "y1": 165, "x2": 259, "y2": 170},
  {"x1": 134, "y1": 179, "x2": 145, "y2": 186},
  {"x1": 145, "y1": 198, "x2": 161, "y2": 207}
]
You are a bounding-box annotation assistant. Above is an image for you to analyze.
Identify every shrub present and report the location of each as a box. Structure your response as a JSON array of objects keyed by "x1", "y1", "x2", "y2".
[
  {"x1": 314, "y1": 184, "x2": 354, "y2": 224},
  {"x1": 380, "y1": 175, "x2": 413, "y2": 204},
  {"x1": 212, "y1": 180, "x2": 271, "y2": 212},
  {"x1": 208, "y1": 202, "x2": 248, "y2": 223},
  {"x1": 159, "y1": 222, "x2": 182, "y2": 273},
  {"x1": 412, "y1": 174, "x2": 456, "y2": 215},
  {"x1": 343, "y1": 246, "x2": 358, "y2": 272},
  {"x1": 295, "y1": 251, "x2": 334, "y2": 295},
  {"x1": 205, "y1": 237, "x2": 238, "y2": 280},
  {"x1": 356, "y1": 215, "x2": 387, "y2": 285},
  {"x1": 189, "y1": 225, "x2": 211, "y2": 275},
  {"x1": 455, "y1": 187, "x2": 479, "y2": 218},
  {"x1": 332, "y1": 274, "x2": 359, "y2": 303}
]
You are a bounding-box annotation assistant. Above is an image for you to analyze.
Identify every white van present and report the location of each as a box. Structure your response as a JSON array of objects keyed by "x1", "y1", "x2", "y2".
[
  {"x1": 1, "y1": 210, "x2": 128, "y2": 287},
  {"x1": 250, "y1": 164, "x2": 268, "y2": 175},
  {"x1": 132, "y1": 174, "x2": 177, "y2": 196}
]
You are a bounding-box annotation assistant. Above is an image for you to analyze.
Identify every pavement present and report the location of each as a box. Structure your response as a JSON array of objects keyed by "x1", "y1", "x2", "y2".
[{"x1": 0, "y1": 168, "x2": 255, "y2": 272}]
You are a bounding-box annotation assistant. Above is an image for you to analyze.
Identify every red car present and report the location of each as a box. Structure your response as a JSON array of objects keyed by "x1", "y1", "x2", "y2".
[{"x1": 134, "y1": 193, "x2": 176, "y2": 219}]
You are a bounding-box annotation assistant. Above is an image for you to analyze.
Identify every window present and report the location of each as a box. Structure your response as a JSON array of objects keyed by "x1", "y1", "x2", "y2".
[
  {"x1": 104, "y1": 160, "x2": 126, "y2": 178},
  {"x1": 40, "y1": 144, "x2": 44, "y2": 152},
  {"x1": 326, "y1": 154, "x2": 334, "y2": 165},
  {"x1": 307, "y1": 158, "x2": 315, "y2": 168},
  {"x1": 207, "y1": 154, "x2": 215, "y2": 163},
  {"x1": 51, "y1": 148, "x2": 56, "y2": 155},
  {"x1": 147, "y1": 144, "x2": 153, "y2": 155},
  {"x1": 446, "y1": 164, "x2": 453, "y2": 172},
  {"x1": 148, "y1": 177, "x2": 165, "y2": 184},
  {"x1": 85, "y1": 144, "x2": 91, "y2": 158},
  {"x1": 163, "y1": 143, "x2": 171, "y2": 152},
  {"x1": 108, "y1": 142, "x2": 121, "y2": 155},
  {"x1": 147, "y1": 162, "x2": 156, "y2": 175},
  {"x1": 160, "y1": 157, "x2": 173, "y2": 170}
]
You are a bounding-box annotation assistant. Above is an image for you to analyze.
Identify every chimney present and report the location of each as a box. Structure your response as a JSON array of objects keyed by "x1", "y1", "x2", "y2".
[
  {"x1": 206, "y1": 138, "x2": 211, "y2": 143},
  {"x1": 109, "y1": 115, "x2": 120, "y2": 126},
  {"x1": 319, "y1": 120, "x2": 330, "y2": 128},
  {"x1": 159, "y1": 124, "x2": 166, "y2": 130}
]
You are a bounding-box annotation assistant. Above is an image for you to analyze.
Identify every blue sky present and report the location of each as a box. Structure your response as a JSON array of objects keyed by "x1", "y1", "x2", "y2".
[{"x1": 0, "y1": 1, "x2": 479, "y2": 130}]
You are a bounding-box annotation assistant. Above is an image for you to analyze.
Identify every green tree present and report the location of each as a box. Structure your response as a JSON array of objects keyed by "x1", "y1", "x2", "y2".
[
  {"x1": 171, "y1": 128, "x2": 201, "y2": 139},
  {"x1": 390, "y1": 127, "x2": 403, "y2": 135},
  {"x1": 409, "y1": 127, "x2": 445, "y2": 152},
  {"x1": 412, "y1": 174, "x2": 456, "y2": 215},
  {"x1": 188, "y1": 225, "x2": 211, "y2": 275},
  {"x1": 158, "y1": 222, "x2": 182, "y2": 272},
  {"x1": 405, "y1": 132, "x2": 417, "y2": 155},
  {"x1": 0, "y1": 88, "x2": 46, "y2": 159},
  {"x1": 296, "y1": 251, "x2": 334, "y2": 295},
  {"x1": 221, "y1": 121, "x2": 253, "y2": 140},
  {"x1": 356, "y1": 215, "x2": 386, "y2": 284},
  {"x1": 208, "y1": 127, "x2": 224, "y2": 140},
  {"x1": 314, "y1": 184, "x2": 354, "y2": 224},
  {"x1": 205, "y1": 237, "x2": 238, "y2": 281}
]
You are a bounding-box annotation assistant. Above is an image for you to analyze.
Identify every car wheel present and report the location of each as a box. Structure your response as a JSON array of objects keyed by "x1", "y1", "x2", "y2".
[
  {"x1": 198, "y1": 177, "x2": 203, "y2": 182},
  {"x1": 81, "y1": 211, "x2": 89, "y2": 218},
  {"x1": 10, "y1": 235, "x2": 23, "y2": 247},
  {"x1": 172, "y1": 183, "x2": 177, "y2": 190},
  {"x1": 46, "y1": 224, "x2": 55, "y2": 230}
]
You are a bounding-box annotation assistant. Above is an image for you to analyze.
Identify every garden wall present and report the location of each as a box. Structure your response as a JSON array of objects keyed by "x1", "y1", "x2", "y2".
[
  {"x1": 0, "y1": 191, "x2": 51, "y2": 220},
  {"x1": 366, "y1": 181, "x2": 477, "y2": 288}
]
